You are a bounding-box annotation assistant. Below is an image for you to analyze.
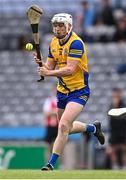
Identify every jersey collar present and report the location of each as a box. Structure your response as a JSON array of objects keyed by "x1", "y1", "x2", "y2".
[{"x1": 59, "y1": 31, "x2": 72, "y2": 46}]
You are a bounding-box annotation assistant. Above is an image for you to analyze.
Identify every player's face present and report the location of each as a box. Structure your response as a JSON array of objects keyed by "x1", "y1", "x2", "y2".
[{"x1": 52, "y1": 22, "x2": 67, "y2": 39}]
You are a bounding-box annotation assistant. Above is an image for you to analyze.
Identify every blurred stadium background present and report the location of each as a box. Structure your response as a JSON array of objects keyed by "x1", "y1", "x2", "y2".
[{"x1": 0, "y1": 0, "x2": 126, "y2": 170}]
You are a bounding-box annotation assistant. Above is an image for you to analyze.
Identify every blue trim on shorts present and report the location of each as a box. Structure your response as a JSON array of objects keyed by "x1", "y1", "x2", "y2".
[{"x1": 57, "y1": 86, "x2": 90, "y2": 109}]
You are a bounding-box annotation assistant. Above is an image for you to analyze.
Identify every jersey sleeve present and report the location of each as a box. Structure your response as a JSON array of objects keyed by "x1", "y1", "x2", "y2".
[
  {"x1": 47, "y1": 46, "x2": 54, "y2": 61},
  {"x1": 68, "y1": 40, "x2": 84, "y2": 61}
]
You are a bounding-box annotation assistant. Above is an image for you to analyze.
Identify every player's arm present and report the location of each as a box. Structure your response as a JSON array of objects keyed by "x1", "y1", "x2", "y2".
[
  {"x1": 33, "y1": 46, "x2": 56, "y2": 70},
  {"x1": 38, "y1": 40, "x2": 84, "y2": 77},
  {"x1": 44, "y1": 59, "x2": 56, "y2": 70},
  {"x1": 41, "y1": 59, "x2": 79, "y2": 76}
]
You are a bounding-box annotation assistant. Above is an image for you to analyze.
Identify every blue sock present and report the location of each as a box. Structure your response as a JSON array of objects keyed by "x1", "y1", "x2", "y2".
[
  {"x1": 86, "y1": 124, "x2": 96, "y2": 133},
  {"x1": 48, "y1": 153, "x2": 59, "y2": 167}
]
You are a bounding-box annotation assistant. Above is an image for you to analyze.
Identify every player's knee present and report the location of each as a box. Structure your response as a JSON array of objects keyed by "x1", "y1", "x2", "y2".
[{"x1": 58, "y1": 123, "x2": 70, "y2": 134}]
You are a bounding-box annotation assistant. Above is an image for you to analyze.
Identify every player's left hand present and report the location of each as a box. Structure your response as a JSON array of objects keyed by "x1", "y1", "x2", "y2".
[{"x1": 38, "y1": 67, "x2": 50, "y2": 76}]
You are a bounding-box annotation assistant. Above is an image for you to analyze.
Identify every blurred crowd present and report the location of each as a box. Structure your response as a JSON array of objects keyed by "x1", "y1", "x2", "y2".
[
  {"x1": 75, "y1": 0, "x2": 126, "y2": 43},
  {"x1": 17, "y1": 0, "x2": 126, "y2": 51},
  {"x1": 1, "y1": 0, "x2": 126, "y2": 52}
]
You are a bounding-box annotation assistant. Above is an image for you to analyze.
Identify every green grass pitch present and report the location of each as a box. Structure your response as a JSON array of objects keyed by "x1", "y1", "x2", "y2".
[{"x1": 0, "y1": 170, "x2": 126, "y2": 179}]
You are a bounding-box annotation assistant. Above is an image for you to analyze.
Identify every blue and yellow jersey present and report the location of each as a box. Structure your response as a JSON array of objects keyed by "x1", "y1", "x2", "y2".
[{"x1": 48, "y1": 32, "x2": 89, "y2": 94}]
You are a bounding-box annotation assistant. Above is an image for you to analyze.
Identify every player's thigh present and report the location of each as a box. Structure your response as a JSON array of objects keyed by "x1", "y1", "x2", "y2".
[
  {"x1": 59, "y1": 102, "x2": 84, "y2": 127},
  {"x1": 57, "y1": 108, "x2": 64, "y2": 122}
]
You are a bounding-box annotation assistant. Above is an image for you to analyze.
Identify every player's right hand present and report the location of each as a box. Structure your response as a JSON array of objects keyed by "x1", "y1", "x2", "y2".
[{"x1": 33, "y1": 52, "x2": 43, "y2": 64}]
